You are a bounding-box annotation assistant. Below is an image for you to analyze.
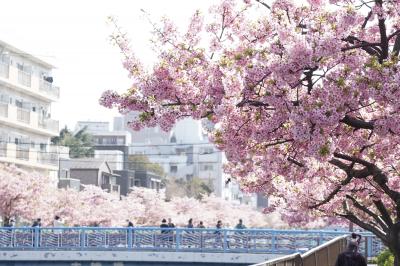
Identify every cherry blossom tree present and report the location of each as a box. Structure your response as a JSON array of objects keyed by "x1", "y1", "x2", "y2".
[
  {"x1": 0, "y1": 164, "x2": 56, "y2": 226},
  {"x1": 101, "y1": 0, "x2": 400, "y2": 263}
]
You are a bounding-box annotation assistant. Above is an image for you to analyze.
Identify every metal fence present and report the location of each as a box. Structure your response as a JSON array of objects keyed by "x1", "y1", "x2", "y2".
[
  {"x1": 0, "y1": 227, "x2": 382, "y2": 256},
  {"x1": 252, "y1": 235, "x2": 347, "y2": 266}
]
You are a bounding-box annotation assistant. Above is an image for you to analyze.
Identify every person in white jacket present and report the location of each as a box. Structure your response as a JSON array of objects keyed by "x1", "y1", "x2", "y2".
[{"x1": 53, "y1": 216, "x2": 64, "y2": 234}]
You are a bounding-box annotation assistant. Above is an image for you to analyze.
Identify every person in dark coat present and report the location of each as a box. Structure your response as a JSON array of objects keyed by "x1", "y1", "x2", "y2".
[
  {"x1": 335, "y1": 241, "x2": 367, "y2": 266},
  {"x1": 160, "y1": 219, "x2": 169, "y2": 247}
]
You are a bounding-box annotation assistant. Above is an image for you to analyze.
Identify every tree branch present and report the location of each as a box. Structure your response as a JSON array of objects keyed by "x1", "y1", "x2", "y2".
[
  {"x1": 346, "y1": 195, "x2": 389, "y2": 231},
  {"x1": 340, "y1": 115, "x2": 374, "y2": 130},
  {"x1": 373, "y1": 200, "x2": 394, "y2": 227}
]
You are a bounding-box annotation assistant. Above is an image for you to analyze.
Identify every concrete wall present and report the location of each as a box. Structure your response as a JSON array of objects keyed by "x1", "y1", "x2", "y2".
[
  {"x1": 0, "y1": 250, "x2": 281, "y2": 266},
  {"x1": 70, "y1": 169, "x2": 99, "y2": 186}
]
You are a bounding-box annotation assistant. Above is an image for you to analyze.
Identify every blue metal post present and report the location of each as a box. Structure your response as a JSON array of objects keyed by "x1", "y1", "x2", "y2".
[
  {"x1": 34, "y1": 227, "x2": 40, "y2": 249},
  {"x1": 367, "y1": 235, "x2": 373, "y2": 257},
  {"x1": 223, "y1": 230, "x2": 228, "y2": 252},
  {"x1": 80, "y1": 229, "x2": 85, "y2": 249},
  {"x1": 271, "y1": 231, "x2": 276, "y2": 252},
  {"x1": 176, "y1": 229, "x2": 180, "y2": 251},
  {"x1": 127, "y1": 228, "x2": 133, "y2": 249}
]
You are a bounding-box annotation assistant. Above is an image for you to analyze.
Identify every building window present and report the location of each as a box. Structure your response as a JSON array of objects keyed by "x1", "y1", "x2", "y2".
[
  {"x1": 201, "y1": 164, "x2": 213, "y2": 171},
  {"x1": 170, "y1": 165, "x2": 178, "y2": 173}
]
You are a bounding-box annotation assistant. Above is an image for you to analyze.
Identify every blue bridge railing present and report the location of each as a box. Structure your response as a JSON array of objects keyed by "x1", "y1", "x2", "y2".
[{"x1": 0, "y1": 227, "x2": 382, "y2": 257}]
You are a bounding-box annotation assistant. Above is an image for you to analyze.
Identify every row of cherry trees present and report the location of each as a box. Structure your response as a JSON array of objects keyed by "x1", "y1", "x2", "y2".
[
  {"x1": 100, "y1": 0, "x2": 400, "y2": 263},
  {"x1": 0, "y1": 164, "x2": 280, "y2": 228}
]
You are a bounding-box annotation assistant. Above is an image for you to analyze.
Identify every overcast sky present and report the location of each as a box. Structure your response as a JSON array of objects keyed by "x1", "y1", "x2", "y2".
[{"x1": 0, "y1": 0, "x2": 215, "y2": 129}]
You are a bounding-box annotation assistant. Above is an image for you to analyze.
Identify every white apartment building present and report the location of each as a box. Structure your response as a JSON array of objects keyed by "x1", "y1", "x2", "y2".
[
  {"x1": 0, "y1": 40, "x2": 60, "y2": 177},
  {"x1": 114, "y1": 114, "x2": 248, "y2": 204}
]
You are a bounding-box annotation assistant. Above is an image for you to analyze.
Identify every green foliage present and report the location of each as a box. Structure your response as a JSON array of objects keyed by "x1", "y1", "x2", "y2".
[
  {"x1": 165, "y1": 177, "x2": 214, "y2": 200},
  {"x1": 51, "y1": 126, "x2": 94, "y2": 158},
  {"x1": 128, "y1": 154, "x2": 165, "y2": 177},
  {"x1": 376, "y1": 249, "x2": 394, "y2": 266}
]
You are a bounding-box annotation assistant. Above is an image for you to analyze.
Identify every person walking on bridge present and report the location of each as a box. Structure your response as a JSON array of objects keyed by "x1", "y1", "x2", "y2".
[{"x1": 335, "y1": 240, "x2": 367, "y2": 266}]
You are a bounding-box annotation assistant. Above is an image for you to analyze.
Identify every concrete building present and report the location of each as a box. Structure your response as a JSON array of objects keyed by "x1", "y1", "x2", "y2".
[
  {"x1": 75, "y1": 121, "x2": 161, "y2": 195},
  {"x1": 115, "y1": 114, "x2": 247, "y2": 203},
  {"x1": 59, "y1": 158, "x2": 120, "y2": 196},
  {"x1": 0, "y1": 40, "x2": 60, "y2": 177}
]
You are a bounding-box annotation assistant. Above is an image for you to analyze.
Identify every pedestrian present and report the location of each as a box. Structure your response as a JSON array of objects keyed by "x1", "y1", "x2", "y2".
[
  {"x1": 234, "y1": 219, "x2": 247, "y2": 248},
  {"x1": 335, "y1": 240, "x2": 367, "y2": 266},
  {"x1": 167, "y1": 218, "x2": 175, "y2": 228},
  {"x1": 126, "y1": 219, "x2": 134, "y2": 227},
  {"x1": 32, "y1": 218, "x2": 41, "y2": 227},
  {"x1": 167, "y1": 218, "x2": 175, "y2": 247},
  {"x1": 160, "y1": 219, "x2": 169, "y2": 247},
  {"x1": 197, "y1": 221, "x2": 205, "y2": 228},
  {"x1": 186, "y1": 218, "x2": 194, "y2": 248},
  {"x1": 214, "y1": 220, "x2": 223, "y2": 248},
  {"x1": 235, "y1": 219, "x2": 246, "y2": 229},
  {"x1": 53, "y1": 216, "x2": 64, "y2": 234},
  {"x1": 187, "y1": 218, "x2": 194, "y2": 229}
]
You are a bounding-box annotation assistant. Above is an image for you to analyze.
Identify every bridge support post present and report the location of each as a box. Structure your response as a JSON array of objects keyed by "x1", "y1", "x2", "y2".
[
  {"x1": 80, "y1": 229, "x2": 85, "y2": 249},
  {"x1": 176, "y1": 229, "x2": 181, "y2": 251},
  {"x1": 34, "y1": 227, "x2": 40, "y2": 249},
  {"x1": 127, "y1": 228, "x2": 133, "y2": 249},
  {"x1": 223, "y1": 230, "x2": 228, "y2": 252}
]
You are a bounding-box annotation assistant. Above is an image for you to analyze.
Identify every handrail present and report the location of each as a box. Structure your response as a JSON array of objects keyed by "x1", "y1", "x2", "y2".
[
  {"x1": 252, "y1": 253, "x2": 301, "y2": 266},
  {"x1": 252, "y1": 235, "x2": 348, "y2": 266},
  {"x1": 0, "y1": 227, "x2": 381, "y2": 258}
]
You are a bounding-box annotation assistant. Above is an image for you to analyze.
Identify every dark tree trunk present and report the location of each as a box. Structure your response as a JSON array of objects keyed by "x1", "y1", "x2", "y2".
[{"x1": 389, "y1": 223, "x2": 400, "y2": 266}]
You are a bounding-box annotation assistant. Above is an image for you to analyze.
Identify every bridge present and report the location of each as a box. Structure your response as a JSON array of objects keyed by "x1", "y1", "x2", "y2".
[{"x1": 0, "y1": 227, "x2": 383, "y2": 266}]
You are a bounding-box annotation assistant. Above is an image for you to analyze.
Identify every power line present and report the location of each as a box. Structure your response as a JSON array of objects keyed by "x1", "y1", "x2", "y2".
[
  {"x1": 0, "y1": 147, "x2": 222, "y2": 157},
  {"x1": 0, "y1": 140, "x2": 220, "y2": 148}
]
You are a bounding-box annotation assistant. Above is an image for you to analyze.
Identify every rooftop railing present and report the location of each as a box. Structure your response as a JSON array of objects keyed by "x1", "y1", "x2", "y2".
[{"x1": 0, "y1": 227, "x2": 383, "y2": 257}]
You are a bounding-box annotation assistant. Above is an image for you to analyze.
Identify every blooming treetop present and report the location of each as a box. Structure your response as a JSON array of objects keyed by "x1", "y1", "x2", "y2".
[
  {"x1": 0, "y1": 166, "x2": 276, "y2": 228},
  {"x1": 100, "y1": 0, "x2": 400, "y2": 262}
]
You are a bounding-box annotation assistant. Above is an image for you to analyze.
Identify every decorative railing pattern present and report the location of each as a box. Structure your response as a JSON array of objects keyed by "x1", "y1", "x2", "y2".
[{"x1": 0, "y1": 227, "x2": 382, "y2": 257}]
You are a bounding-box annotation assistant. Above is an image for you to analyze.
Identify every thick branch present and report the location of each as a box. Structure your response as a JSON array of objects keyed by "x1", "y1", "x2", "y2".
[
  {"x1": 338, "y1": 212, "x2": 387, "y2": 243},
  {"x1": 373, "y1": 200, "x2": 394, "y2": 227},
  {"x1": 376, "y1": 0, "x2": 388, "y2": 61},
  {"x1": 340, "y1": 115, "x2": 374, "y2": 130},
  {"x1": 346, "y1": 195, "x2": 389, "y2": 231}
]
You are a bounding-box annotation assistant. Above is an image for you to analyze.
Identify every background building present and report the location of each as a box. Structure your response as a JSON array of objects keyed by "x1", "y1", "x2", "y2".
[
  {"x1": 0, "y1": 40, "x2": 60, "y2": 178},
  {"x1": 115, "y1": 114, "x2": 255, "y2": 205}
]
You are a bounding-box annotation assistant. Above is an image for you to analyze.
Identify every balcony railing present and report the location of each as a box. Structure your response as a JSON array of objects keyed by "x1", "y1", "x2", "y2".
[
  {"x1": 39, "y1": 80, "x2": 60, "y2": 98},
  {"x1": 38, "y1": 119, "x2": 59, "y2": 133},
  {"x1": 17, "y1": 107, "x2": 30, "y2": 124},
  {"x1": 37, "y1": 151, "x2": 58, "y2": 166},
  {"x1": 0, "y1": 143, "x2": 6, "y2": 157},
  {"x1": 0, "y1": 102, "x2": 8, "y2": 118},
  {"x1": 0, "y1": 62, "x2": 9, "y2": 78},
  {"x1": 16, "y1": 147, "x2": 29, "y2": 161},
  {"x1": 17, "y1": 69, "x2": 31, "y2": 87}
]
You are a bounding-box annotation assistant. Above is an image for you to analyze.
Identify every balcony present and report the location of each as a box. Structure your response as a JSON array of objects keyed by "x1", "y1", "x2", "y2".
[
  {"x1": 17, "y1": 107, "x2": 30, "y2": 124},
  {"x1": 0, "y1": 62, "x2": 9, "y2": 79},
  {"x1": 16, "y1": 146, "x2": 29, "y2": 161},
  {"x1": 0, "y1": 65, "x2": 59, "y2": 101},
  {"x1": 37, "y1": 151, "x2": 58, "y2": 166},
  {"x1": 0, "y1": 103, "x2": 59, "y2": 136},
  {"x1": 38, "y1": 118, "x2": 59, "y2": 133},
  {"x1": 17, "y1": 69, "x2": 31, "y2": 87},
  {"x1": 0, "y1": 143, "x2": 58, "y2": 170},
  {"x1": 39, "y1": 80, "x2": 60, "y2": 98}
]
